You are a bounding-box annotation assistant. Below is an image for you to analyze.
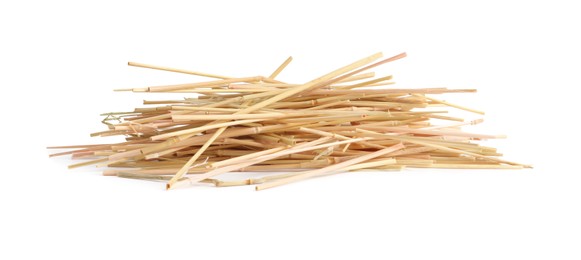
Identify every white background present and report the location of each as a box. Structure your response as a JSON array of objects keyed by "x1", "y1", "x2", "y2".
[{"x1": 1, "y1": 0, "x2": 579, "y2": 259}]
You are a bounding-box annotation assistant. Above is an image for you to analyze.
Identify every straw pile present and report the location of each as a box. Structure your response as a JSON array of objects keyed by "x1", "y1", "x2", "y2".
[{"x1": 48, "y1": 52, "x2": 528, "y2": 190}]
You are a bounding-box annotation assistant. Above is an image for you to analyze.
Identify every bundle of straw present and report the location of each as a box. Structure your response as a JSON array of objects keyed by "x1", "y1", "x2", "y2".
[{"x1": 48, "y1": 52, "x2": 529, "y2": 190}]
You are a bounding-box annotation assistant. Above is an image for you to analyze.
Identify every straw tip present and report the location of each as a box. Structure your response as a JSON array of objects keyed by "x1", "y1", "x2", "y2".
[{"x1": 102, "y1": 170, "x2": 117, "y2": 176}]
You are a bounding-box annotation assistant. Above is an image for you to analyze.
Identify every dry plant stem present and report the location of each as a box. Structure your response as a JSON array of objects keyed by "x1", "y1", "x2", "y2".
[
  {"x1": 335, "y1": 75, "x2": 393, "y2": 89},
  {"x1": 301, "y1": 52, "x2": 407, "y2": 95},
  {"x1": 167, "y1": 88, "x2": 277, "y2": 93},
  {"x1": 236, "y1": 52, "x2": 384, "y2": 114},
  {"x1": 426, "y1": 114, "x2": 465, "y2": 122},
  {"x1": 171, "y1": 113, "x2": 286, "y2": 121},
  {"x1": 418, "y1": 95, "x2": 485, "y2": 115},
  {"x1": 208, "y1": 146, "x2": 287, "y2": 168},
  {"x1": 269, "y1": 56, "x2": 293, "y2": 79},
  {"x1": 408, "y1": 164, "x2": 524, "y2": 169},
  {"x1": 117, "y1": 172, "x2": 217, "y2": 185},
  {"x1": 166, "y1": 127, "x2": 226, "y2": 189},
  {"x1": 356, "y1": 129, "x2": 529, "y2": 167},
  {"x1": 127, "y1": 62, "x2": 231, "y2": 79},
  {"x1": 336, "y1": 72, "x2": 376, "y2": 83},
  {"x1": 205, "y1": 137, "x2": 333, "y2": 169},
  {"x1": 144, "y1": 76, "x2": 264, "y2": 92},
  {"x1": 423, "y1": 119, "x2": 484, "y2": 130},
  {"x1": 299, "y1": 127, "x2": 386, "y2": 149},
  {"x1": 309, "y1": 88, "x2": 476, "y2": 95},
  {"x1": 47, "y1": 144, "x2": 107, "y2": 149},
  {"x1": 213, "y1": 158, "x2": 397, "y2": 187},
  {"x1": 150, "y1": 118, "x2": 264, "y2": 141},
  {"x1": 255, "y1": 143, "x2": 405, "y2": 190},
  {"x1": 175, "y1": 137, "x2": 369, "y2": 188},
  {"x1": 68, "y1": 158, "x2": 109, "y2": 169},
  {"x1": 343, "y1": 158, "x2": 398, "y2": 171},
  {"x1": 360, "y1": 125, "x2": 503, "y2": 139}
]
